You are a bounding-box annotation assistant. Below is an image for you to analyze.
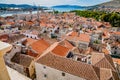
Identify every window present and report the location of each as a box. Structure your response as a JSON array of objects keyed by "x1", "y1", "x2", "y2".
[
  {"x1": 62, "y1": 72, "x2": 65, "y2": 76},
  {"x1": 109, "y1": 77, "x2": 113, "y2": 80},
  {"x1": 67, "y1": 52, "x2": 73, "y2": 58},
  {"x1": 43, "y1": 66, "x2": 46, "y2": 69},
  {"x1": 44, "y1": 74, "x2": 47, "y2": 78},
  {"x1": 77, "y1": 58, "x2": 81, "y2": 61}
]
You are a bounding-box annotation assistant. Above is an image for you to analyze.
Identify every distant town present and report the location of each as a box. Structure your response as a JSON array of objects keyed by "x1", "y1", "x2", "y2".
[{"x1": 0, "y1": 0, "x2": 120, "y2": 80}]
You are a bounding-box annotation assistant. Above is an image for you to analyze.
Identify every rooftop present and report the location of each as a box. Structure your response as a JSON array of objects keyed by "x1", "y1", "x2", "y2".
[
  {"x1": 59, "y1": 40, "x2": 75, "y2": 50},
  {"x1": 36, "y1": 53, "x2": 99, "y2": 80},
  {"x1": 23, "y1": 38, "x2": 37, "y2": 46},
  {"x1": 67, "y1": 31, "x2": 90, "y2": 43},
  {"x1": 113, "y1": 58, "x2": 120, "y2": 65},
  {"x1": 29, "y1": 39, "x2": 50, "y2": 55},
  {"x1": 51, "y1": 44, "x2": 69, "y2": 57},
  {"x1": 91, "y1": 53, "x2": 116, "y2": 71},
  {"x1": 114, "y1": 31, "x2": 120, "y2": 35}
]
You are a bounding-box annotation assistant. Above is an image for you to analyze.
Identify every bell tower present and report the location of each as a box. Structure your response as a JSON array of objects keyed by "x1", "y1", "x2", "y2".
[{"x1": 0, "y1": 41, "x2": 12, "y2": 80}]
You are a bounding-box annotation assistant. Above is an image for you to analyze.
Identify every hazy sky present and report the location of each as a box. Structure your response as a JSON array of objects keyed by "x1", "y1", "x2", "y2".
[{"x1": 0, "y1": 0, "x2": 111, "y2": 7}]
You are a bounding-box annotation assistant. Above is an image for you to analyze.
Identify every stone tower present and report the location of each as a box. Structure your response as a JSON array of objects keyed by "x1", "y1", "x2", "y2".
[{"x1": 0, "y1": 41, "x2": 12, "y2": 80}]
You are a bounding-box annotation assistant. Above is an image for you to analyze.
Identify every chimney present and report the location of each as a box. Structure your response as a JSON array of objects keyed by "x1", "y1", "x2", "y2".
[{"x1": 0, "y1": 41, "x2": 12, "y2": 80}]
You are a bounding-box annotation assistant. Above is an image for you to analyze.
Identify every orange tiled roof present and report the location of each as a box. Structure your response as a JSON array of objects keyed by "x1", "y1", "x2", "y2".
[
  {"x1": 59, "y1": 40, "x2": 74, "y2": 50},
  {"x1": 23, "y1": 38, "x2": 37, "y2": 46},
  {"x1": 27, "y1": 50, "x2": 38, "y2": 57},
  {"x1": 36, "y1": 53, "x2": 100, "y2": 80},
  {"x1": 78, "y1": 33, "x2": 90, "y2": 42},
  {"x1": 40, "y1": 22, "x2": 47, "y2": 27},
  {"x1": 95, "y1": 22, "x2": 103, "y2": 27},
  {"x1": 103, "y1": 31, "x2": 109, "y2": 39},
  {"x1": 100, "y1": 68, "x2": 119, "y2": 80},
  {"x1": 91, "y1": 53, "x2": 116, "y2": 71},
  {"x1": 6, "y1": 22, "x2": 15, "y2": 25},
  {"x1": 30, "y1": 39, "x2": 50, "y2": 55},
  {"x1": 69, "y1": 31, "x2": 78, "y2": 36},
  {"x1": 51, "y1": 45, "x2": 69, "y2": 57},
  {"x1": 26, "y1": 21, "x2": 34, "y2": 25},
  {"x1": 113, "y1": 58, "x2": 120, "y2": 65},
  {"x1": 114, "y1": 31, "x2": 120, "y2": 35},
  {"x1": 102, "y1": 48, "x2": 109, "y2": 55},
  {"x1": 67, "y1": 31, "x2": 90, "y2": 43}
]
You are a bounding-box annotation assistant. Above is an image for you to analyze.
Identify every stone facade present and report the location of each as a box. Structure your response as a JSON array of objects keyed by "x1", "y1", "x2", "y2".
[{"x1": 35, "y1": 63, "x2": 86, "y2": 80}]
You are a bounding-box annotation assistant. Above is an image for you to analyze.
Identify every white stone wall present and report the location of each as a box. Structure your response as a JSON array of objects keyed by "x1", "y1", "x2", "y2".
[
  {"x1": 7, "y1": 66, "x2": 31, "y2": 80},
  {"x1": 23, "y1": 33, "x2": 38, "y2": 39},
  {"x1": 78, "y1": 41, "x2": 89, "y2": 49},
  {"x1": 35, "y1": 63, "x2": 86, "y2": 80}
]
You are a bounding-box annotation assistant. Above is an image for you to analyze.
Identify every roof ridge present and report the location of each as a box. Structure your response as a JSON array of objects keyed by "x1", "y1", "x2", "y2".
[
  {"x1": 91, "y1": 66, "x2": 100, "y2": 80},
  {"x1": 105, "y1": 55, "x2": 116, "y2": 69},
  {"x1": 95, "y1": 57, "x2": 116, "y2": 71},
  {"x1": 105, "y1": 57, "x2": 116, "y2": 71},
  {"x1": 35, "y1": 42, "x2": 59, "y2": 60}
]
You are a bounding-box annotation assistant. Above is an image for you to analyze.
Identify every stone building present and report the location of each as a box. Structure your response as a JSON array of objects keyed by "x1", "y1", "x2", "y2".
[{"x1": 35, "y1": 52, "x2": 119, "y2": 80}]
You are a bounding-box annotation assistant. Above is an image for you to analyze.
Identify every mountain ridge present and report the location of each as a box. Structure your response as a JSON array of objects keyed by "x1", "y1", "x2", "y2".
[
  {"x1": 0, "y1": 3, "x2": 47, "y2": 9},
  {"x1": 94, "y1": 0, "x2": 120, "y2": 8}
]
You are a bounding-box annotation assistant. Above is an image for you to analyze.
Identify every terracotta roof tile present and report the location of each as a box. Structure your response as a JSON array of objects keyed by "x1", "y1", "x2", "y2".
[
  {"x1": 100, "y1": 68, "x2": 112, "y2": 80},
  {"x1": 78, "y1": 33, "x2": 90, "y2": 42},
  {"x1": 114, "y1": 31, "x2": 120, "y2": 35},
  {"x1": 23, "y1": 38, "x2": 37, "y2": 46},
  {"x1": 113, "y1": 58, "x2": 120, "y2": 65},
  {"x1": 91, "y1": 53, "x2": 105, "y2": 65},
  {"x1": 59, "y1": 40, "x2": 75, "y2": 50},
  {"x1": 27, "y1": 50, "x2": 38, "y2": 57},
  {"x1": 102, "y1": 48, "x2": 109, "y2": 55},
  {"x1": 29, "y1": 39, "x2": 50, "y2": 55},
  {"x1": 69, "y1": 31, "x2": 78, "y2": 36},
  {"x1": 6, "y1": 22, "x2": 15, "y2": 25},
  {"x1": 91, "y1": 53, "x2": 116, "y2": 71},
  {"x1": 112, "y1": 71, "x2": 120, "y2": 80},
  {"x1": 66, "y1": 31, "x2": 90, "y2": 43},
  {"x1": 26, "y1": 21, "x2": 34, "y2": 25},
  {"x1": 51, "y1": 45, "x2": 69, "y2": 57},
  {"x1": 36, "y1": 53, "x2": 99, "y2": 80}
]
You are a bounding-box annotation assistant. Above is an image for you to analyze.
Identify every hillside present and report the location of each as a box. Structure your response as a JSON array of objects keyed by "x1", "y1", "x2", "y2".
[
  {"x1": 0, "y1": 3, "x2": 47, "y2": 9},
  {"x1": 0, "y1": 3, "x2": 32, "y2": 8},
  {"x1": 95, "y1": 0, "x2": 120, "y2": 8}
]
